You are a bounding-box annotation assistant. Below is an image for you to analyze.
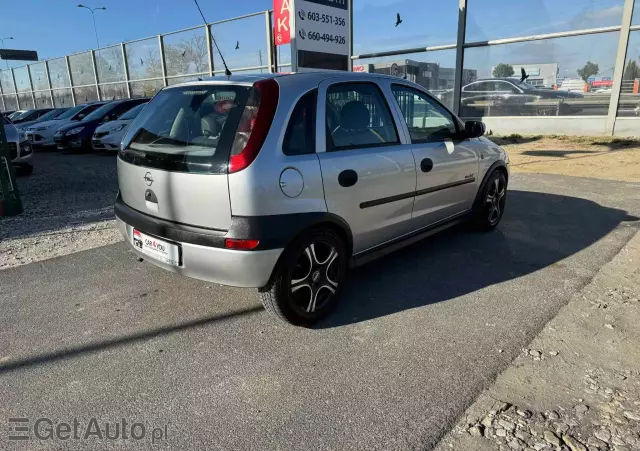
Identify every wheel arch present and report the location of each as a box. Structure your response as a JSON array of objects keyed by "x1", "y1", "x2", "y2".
[{"x1": 474, "y1": 161, "x2": 508, "y2": 208}]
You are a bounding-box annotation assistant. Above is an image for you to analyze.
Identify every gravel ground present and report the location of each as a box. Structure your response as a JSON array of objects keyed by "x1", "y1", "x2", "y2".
[{"x1": 0, "y1": 151, "x2": 122, "y2": 269}]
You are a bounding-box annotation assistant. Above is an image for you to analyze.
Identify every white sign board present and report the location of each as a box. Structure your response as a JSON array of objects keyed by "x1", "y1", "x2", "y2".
[{"x1": 289, "y1": 0, "x2": 351, "y2": 71}]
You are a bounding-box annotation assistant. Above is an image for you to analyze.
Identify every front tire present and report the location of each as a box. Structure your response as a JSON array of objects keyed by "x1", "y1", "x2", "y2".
[
  {"x1": 259, "y1": 229, "x2": 348, "y2": 327},
  {"x1": 471, "y1": 170, "x2": 507, "y2": 231}
]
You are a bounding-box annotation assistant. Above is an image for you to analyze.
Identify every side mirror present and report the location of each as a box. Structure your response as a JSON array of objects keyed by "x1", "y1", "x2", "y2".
[
  {"x1": 76, "y1": 113, "x2": 85, "y2": 120},
  {"x1": 464, "y1": 120, "x2": 485, "y2": 138}
]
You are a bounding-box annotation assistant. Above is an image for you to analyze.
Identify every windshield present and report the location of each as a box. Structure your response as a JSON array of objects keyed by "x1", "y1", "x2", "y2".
[
  {"x1": 56, "y1": 105, "x2": 85, "y2": 120},
  {"x1": 82, "y1": 103, "x2": 116, "y2": 122},
  {"x1": 37, "y1": 109, "x2": 65, "y2": 121},
  {"x1": 8, "y1": 111, "x2": 25, "y2": 120},
  {"x1": 121, "y1": 85, "x2": 250, "y2": 174},
  {"x1": 119, "y1": 102, "x2": 147, "y2": 120},
  {"x1": 13, "y1": 110, "x2": 35, "y2": 121}
]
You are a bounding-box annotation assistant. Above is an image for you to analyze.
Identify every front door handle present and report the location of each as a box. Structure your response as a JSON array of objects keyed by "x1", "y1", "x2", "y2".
[
  {"x1": 420, "y1": 158, "x2": 434, "y2": 173},
  {"x1": 338, "y1": 169, "x2": 358, "y2": 187}
]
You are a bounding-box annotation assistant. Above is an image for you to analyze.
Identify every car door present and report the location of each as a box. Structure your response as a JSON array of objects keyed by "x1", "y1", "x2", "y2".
[
  {"x1": 316, "y1": 79, "x2": 417, "y2": 254},
  {"x1": 389, "y1": 83, "x2": 479, "y2": 228}
]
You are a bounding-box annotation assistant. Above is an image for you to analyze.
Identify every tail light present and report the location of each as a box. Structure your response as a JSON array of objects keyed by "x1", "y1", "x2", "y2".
[
  {"x1": 229, "y1": 79, "x2": 279, "y2": 173},
  {"x1": 225, "y1": 239, "x2": 260, "y2": 250}
]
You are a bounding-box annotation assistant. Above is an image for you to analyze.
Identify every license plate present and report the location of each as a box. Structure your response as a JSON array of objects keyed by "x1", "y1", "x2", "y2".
[{"x1": 132, "y1": 229, "x2": 181, "y2": 266}]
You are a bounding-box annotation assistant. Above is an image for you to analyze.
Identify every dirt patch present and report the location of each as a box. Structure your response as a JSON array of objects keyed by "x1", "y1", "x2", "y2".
[{"x1": 493, "y1": 135, "x2": 640, "y2": 182}]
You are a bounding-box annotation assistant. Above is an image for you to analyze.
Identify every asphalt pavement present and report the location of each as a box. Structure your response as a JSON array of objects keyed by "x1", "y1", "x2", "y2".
[{"x1": 1, "y1": 173, "x2": 639, "y2": 450}]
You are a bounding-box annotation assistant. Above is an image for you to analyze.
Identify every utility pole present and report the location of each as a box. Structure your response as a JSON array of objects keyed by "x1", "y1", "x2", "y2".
[{"x1": 77, "y1": 4, "x2": 106, "y2": 49}]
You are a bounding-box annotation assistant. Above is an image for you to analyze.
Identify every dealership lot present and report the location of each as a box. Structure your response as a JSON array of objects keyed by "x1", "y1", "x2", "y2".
[{"x1": 1, "y1": 151, "x2": 639, "y2": 450}]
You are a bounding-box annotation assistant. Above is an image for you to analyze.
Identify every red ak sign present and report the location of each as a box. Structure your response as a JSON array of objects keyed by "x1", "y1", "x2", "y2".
[{"x1": 273, "y1": 0, "x2": 291, "y2": 45}]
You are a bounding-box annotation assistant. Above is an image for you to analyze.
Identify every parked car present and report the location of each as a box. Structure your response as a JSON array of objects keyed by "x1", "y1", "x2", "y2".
[
  {"x1": 24, "y1": 102, "x2": 107, "y2": 147},
  {"x1": 115, "y1": 73, "x2": 509, "y2": 326},
  {"x1": 2, "y1": 115, "x2": 34, "y2": 174},
  {"x1": 15, "y1": 108, "x2": 69, "y2": 130},
  {"x1": 55, "y1": 98, "x2": 148, "y2": 151},
  {"x1": 440, "y1": 78, "x2": 583, "y2": 116},
  {"x1": 10, "y1": 108, "x2": 55, "y2": 124},
  {"x1": 92, "y1": 101, "x2": 149, "y2": 152}
]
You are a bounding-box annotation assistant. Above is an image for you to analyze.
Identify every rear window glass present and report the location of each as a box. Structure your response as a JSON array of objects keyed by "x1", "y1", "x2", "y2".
[
  {"x1": 120, "y1": 85, "x2": 250, "y2": 174},
  {"x1": 283, "y1": 90, "x2": 316, "y2": 156}
]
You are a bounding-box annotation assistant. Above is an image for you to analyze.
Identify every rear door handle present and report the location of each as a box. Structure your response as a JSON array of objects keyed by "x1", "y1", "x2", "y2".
[
  {"x1": 420, "y1": 158, "x2": 434, "y2": 173},
  {"x1": 338, "y1": 169, "x2": 358, "y2": 187}
]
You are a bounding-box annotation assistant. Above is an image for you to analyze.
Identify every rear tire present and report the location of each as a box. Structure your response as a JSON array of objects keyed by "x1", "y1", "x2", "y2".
[
  {"x1": 259, "y1": 228, "x2": 348, "y2": 327},
  {"x1": 471, "y1": 170, "x2": 507, "y2": 231}
]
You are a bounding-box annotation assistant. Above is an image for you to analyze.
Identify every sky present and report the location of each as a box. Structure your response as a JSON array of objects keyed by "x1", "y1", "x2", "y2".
[{"x1": 1, "y1": 0, "x2": 639, "y2": 81}]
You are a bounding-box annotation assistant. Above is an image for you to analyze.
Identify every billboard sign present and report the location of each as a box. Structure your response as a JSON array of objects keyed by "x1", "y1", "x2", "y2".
[
  {"x1": 274, "y1": 0, "x2": 292, "y2": 46},
  {"x1": 288, "y1": 0, "x2": 351, "y2": 71}
]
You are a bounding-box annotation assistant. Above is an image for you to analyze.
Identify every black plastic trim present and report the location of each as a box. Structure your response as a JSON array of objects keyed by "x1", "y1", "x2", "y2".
[
  {"x1": 360, "y1": 178, "x2": 476, "y2": 209},
  {"x1": 115, "y1": 195, "x2": 353, "y2": 251},
  {"x1": 351, "y1": 211, "x2": 470, "y2": 267}
]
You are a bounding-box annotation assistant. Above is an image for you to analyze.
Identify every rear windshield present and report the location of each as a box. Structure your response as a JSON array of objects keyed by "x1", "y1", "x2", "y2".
[{"x1": 120, "y1": 85, "x2": 250, "y2": 174}]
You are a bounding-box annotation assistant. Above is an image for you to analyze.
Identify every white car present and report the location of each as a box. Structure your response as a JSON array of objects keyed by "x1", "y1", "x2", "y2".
[
  {"x1": 3, "y1": 116, "x2": 34, "y2": 174},
  {"x1": 92, "y1": 102, "x2": 148, "y2": 152},
  {"x1": 24, "y1": 102, "x2": 106, "y2": 147}
]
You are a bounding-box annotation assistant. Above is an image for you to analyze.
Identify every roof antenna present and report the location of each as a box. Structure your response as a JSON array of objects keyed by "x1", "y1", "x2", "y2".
[{"x1": 192, "y1": 0, "x2": 232, "y2": 78}]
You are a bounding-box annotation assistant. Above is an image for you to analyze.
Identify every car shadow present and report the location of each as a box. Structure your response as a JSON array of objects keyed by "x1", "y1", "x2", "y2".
[
  {"x1": 521, "y1": 150, "x2": 597, "y2": 158},
  {"x1": 317, "y1": 190, "x2": 638, "y2": 329}
]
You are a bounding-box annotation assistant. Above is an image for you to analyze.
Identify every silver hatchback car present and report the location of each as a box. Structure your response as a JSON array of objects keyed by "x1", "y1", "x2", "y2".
[{"x1": 115, "y1": 72, "x2": 509, "y2": 326}]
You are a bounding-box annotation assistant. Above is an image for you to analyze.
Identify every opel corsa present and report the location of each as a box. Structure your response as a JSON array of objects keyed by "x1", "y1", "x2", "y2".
[{"x1": 115, "y1": 72, "x2": 509, "y2": 326}]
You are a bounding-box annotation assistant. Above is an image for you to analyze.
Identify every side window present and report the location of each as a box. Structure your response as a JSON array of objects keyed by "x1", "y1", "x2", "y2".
[
  {"x1": 391, "y1": 85, "x2": 458, "y2": 143},
  {"x1": 283, "y1": 90, "x2": 317, "y2": 156},
  {"x1": 325, "y1": 82, "x2": 399, "y2": 151},
  {"x1": 494, "y1": 81, "x2": 517, "y2": 93}
]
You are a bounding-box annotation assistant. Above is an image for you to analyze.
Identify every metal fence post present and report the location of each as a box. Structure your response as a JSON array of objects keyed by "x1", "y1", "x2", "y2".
[
  {"x1": 158, "y1": 35, "x2": 168, "y2": 87},
  {"x1": 27, "y1": 65, "x2": 36, "y2": 108},
  {"x1": 44, "y1": 60, "x2": 55, "y2": 107},
  {"x1": 265, "y1": 11, "x2": 274, "y2": 72},
  {"x1": 91, "y1": 49, "x2": 101, "y2": 100},
  {"x1": 65, "y1": 56, "x2": 76, "y2": 106},
  {"x1": 206, "y1": 25, "x2": 215, "y2": 76},
  {"x1": 348, "y1": 0, "x2": 354, "y2": 71},
  {"x1": 605, "y1": 0, "x2": 635, "y2": 135},
  {"x1": 452, "y1": 0, "x2": 468, "y2": 117},
  {"x1": 0, "y1": 72, "x2": 5, "y2": 111},
  {"x1": 10, "y1": 69, "x2": 19, "y2": 109},
  {"x1": 121, "y1": 43, "x2": 132, "y2": 98}
]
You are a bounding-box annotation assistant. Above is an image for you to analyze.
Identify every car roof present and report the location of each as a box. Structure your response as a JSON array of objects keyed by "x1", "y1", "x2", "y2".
[{"x1": 170, "y1": 71, "x2": 416, "y2": 89}]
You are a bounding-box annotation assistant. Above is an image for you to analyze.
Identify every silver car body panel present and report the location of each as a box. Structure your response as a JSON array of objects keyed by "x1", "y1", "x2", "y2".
[
  {"x1": 4, "y1": 122, "x2": 34, "y2": 164},
  {"x1": 115, "y1": 72, "x2": 508, "y2": 288},
  {"x1": 116, "y1": 217, "x2": 282, "y2": 288},
  {"x1": 24, "y1": 118, "x2": 76, "y2": 145},
  {"x1": 93, "y1": 119, "x2": 131, "y2": 150},
  {"x1": 117, "y1": 158, "x2": 232, "y2": 231}
]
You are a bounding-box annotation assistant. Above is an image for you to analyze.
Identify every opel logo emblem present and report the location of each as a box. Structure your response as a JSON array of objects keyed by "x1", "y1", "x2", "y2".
[{"x1": 144, "y1": 172, "x2": 154, "y2": 186}]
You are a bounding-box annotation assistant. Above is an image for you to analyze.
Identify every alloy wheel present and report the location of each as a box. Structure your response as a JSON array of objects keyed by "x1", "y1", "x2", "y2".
[
  {"x1": 485, "y1": 177, "x2": 506, "y2": 225},
  {"x1": 289, "y1": 241, "x2": 340, "y2": 314}
]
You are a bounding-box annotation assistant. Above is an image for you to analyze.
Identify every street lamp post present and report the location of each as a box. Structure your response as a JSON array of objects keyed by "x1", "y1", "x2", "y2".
[
  {"x1": 77, "y1": 4, "x2": 106, "y2": 49},
  {"x1": 0, "y1": 36, "x2": 14, "y2": 68}
]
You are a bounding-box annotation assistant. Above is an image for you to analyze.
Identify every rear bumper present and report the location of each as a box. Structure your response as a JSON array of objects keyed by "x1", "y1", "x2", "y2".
[{"x1": 115, "y1": 212, "x2": 283, "y2": 289}]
